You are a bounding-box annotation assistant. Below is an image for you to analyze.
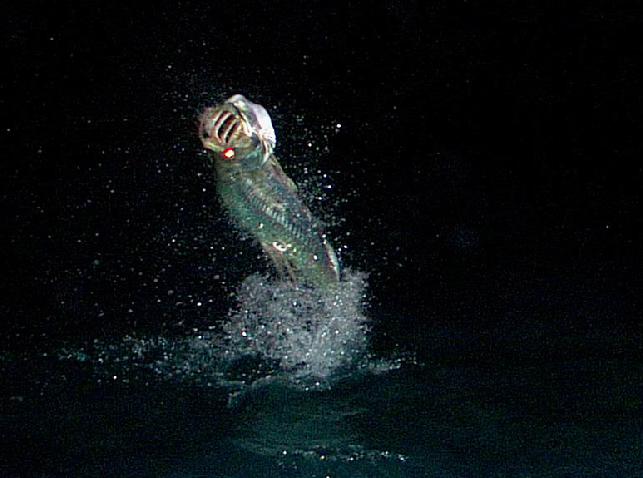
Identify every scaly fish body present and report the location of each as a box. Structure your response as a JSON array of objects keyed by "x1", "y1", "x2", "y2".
[{"x1": 199, "y1": 94, "x2": 340, "y2": 289}]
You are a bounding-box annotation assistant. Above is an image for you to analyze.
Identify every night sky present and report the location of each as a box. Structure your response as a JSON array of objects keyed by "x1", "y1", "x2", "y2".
[{"x1": 3, "y1": 1, "x2": 642, "y2": 353}]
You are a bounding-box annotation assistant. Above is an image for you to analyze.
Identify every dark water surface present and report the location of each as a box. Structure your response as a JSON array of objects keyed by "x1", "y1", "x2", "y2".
[{"x1": 1, "y1": 300, "x2": 640, "y2": 477}]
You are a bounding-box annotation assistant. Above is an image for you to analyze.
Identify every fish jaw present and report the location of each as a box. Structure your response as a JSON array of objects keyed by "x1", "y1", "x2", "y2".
[{"x1": 199, "y1": 95, "x2": 275, "y2": 168}]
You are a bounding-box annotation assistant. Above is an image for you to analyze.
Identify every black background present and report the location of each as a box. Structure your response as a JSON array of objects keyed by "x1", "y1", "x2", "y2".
[{"x1": 3, "y1": 1, "x2": 642, "y2": 355}]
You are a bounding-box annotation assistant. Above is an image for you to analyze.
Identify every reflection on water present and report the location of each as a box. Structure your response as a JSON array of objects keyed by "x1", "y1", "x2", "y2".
[
  {"x1": 157, "y1": 370, "x2": 425, "y2": 478},
  {"x1": 227, "y1": 382, "x2": 411, "y2": 477}
]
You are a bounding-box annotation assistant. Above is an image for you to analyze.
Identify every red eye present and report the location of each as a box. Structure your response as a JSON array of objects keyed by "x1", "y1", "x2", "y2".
[{"x1": 222, "y1": 148, "x2": 235, "y2": 160}]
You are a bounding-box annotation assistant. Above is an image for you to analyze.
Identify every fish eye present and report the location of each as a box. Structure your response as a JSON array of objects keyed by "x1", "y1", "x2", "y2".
[{"x1": 222, "y1": 148, "x2": 235, "y2": 160}]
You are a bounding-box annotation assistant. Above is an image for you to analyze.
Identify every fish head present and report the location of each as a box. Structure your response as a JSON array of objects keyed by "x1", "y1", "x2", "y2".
[{"x1": 199, "y1": 94, "x2": 276, "y2": 169}]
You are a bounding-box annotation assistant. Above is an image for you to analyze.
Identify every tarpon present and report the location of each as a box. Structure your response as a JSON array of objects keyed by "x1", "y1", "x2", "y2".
[{"x1": 199, "y1": 94, "x2": 340, "y2": 289}]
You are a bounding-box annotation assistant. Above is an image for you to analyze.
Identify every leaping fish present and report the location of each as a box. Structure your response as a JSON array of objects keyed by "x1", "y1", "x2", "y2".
[{"x1": 199, "y1": 94, "x2": 340, "y2": 289}]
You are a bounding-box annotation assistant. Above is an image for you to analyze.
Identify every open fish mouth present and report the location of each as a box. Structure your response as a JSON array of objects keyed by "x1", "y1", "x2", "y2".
[
  {"x1": 200, "y1": 105, "x2": 251, "y2": 148},
  {"x1": 199, "y1": 95, "x2": 276, "y2": 163}
]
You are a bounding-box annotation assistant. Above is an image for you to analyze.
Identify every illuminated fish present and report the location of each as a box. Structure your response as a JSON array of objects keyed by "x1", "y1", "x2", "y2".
[{"x1": 199, "y1": 94, "x2": 340, "y2": 289}]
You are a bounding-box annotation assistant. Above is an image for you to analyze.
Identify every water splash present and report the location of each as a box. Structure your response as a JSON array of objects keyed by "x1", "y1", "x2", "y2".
[
  {"x1": 43, "y1": 272, "x2": 420, "y2": 473},
  {"x1": 222, "y1": 271, "x2": 370, "y2": 382},
  {"x1": 57, "y1": 270, "x2": 378, "y2": 393}
]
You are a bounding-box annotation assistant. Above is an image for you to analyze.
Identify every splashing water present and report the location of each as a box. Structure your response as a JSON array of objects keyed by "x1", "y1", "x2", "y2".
[
  {"x1": 57, "y1": 270, "x2": 379, "y2": 393},
  {"x1": 222, "y1": 271, "x2": 370, "y2": 381}
]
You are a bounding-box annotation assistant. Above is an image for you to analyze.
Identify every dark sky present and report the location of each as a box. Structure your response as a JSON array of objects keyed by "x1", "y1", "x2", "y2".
[{"x1": 3, "y1": 1, "x2": 642, "y2": 346}]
